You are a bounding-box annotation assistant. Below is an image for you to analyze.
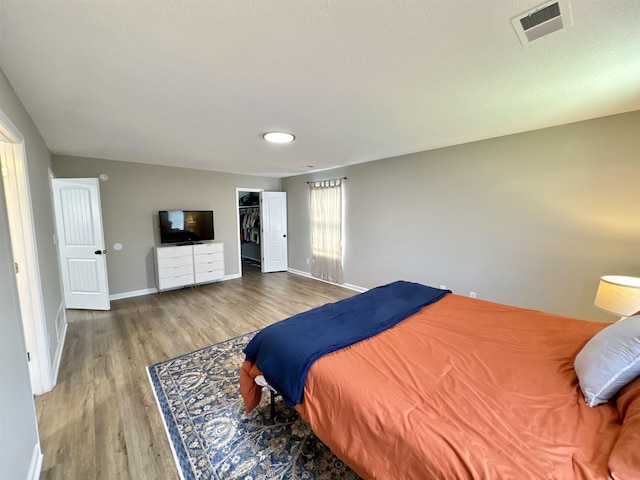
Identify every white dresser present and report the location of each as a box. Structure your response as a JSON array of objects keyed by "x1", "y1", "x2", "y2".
[
  {"x1": 193, "y1": 242, "x2": 225, "y2": 284},
  {"x1": 154, "y1": 242, "x2": 224, "y2": 291}
]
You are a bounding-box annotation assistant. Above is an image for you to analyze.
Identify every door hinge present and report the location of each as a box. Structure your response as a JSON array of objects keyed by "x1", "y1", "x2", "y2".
[
  {"x1": 14, "y1": 262, "x2": 19, "y2": 273},
  {"x1": 27, "y1": 352, "x2": 31, "y2": 362}
]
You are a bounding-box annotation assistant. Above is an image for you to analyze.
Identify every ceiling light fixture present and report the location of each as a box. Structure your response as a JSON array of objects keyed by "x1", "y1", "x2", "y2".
[{"x1": 263, "y1": 131, "x2": 295, "y2": 144}]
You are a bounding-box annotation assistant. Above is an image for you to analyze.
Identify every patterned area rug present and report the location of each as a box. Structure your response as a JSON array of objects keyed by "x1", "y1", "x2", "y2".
[{"x1": 147, "y1": 332, "x2": 360, "y2": 480}]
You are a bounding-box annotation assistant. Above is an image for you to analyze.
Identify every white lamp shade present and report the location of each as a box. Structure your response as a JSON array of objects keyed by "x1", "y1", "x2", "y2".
[{"x1": 594, "y1": 275, "x2": 640, "y2": 317}]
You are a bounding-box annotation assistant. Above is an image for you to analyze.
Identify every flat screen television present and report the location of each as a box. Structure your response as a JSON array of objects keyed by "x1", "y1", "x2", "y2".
[{"x1": 159, "y1": 210, "x2": 214, "y2": 244}]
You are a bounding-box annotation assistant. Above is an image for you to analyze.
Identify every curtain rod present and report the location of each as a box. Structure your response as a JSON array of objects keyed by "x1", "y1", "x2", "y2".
[{"x1": 306, "y1": 177, "x2": 347, "y2": 185}]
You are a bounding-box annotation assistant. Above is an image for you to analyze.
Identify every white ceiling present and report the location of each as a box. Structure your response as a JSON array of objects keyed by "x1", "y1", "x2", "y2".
[{"x1": 0, "y1": 1, "x2": 638, "y2": 178}]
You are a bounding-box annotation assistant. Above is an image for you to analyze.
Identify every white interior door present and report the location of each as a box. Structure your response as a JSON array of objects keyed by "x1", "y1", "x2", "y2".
[
  {"x1": 261, "y1": 191, "x2": 288, "y2": 273},
  {"x1": 52, "y1": 178, "x2": 110, "y2": 310}
]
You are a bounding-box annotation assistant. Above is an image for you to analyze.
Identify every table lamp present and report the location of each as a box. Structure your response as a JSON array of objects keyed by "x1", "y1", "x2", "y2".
[{"x1": 594, "y1": 275, "x2": 640, "y2": 320}]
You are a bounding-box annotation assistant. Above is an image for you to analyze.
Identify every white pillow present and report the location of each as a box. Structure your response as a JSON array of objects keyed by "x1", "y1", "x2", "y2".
[{"x1": 574, "y1": 315, "x2": 640, "y2": 407}]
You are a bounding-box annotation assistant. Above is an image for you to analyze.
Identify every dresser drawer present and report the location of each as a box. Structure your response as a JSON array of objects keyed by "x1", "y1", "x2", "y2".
[
  {"x1": 156, "y1": 245, "x2": 193, "y2": 259},
  {"x1": 158, "y1": 255, "x2": 194, "y2": 268},
  {"x1": 194, "y1": 260, "x2": 224, "y2": 274},
  {"x1": 158, "y1": 273, "x2": 195, "y2": 290},
  {"x1": 195, "y1": 270, "x2": 224, "y2": 283},
  {"x1": 158, "y1": 264, "x2": 194, "y2": 279},
  {"x1": 194, "y1": 252, "x2": 223, "y2": 265},
  {"x1": 193, "y1": 242, "x2": 223, "y2": 255}
]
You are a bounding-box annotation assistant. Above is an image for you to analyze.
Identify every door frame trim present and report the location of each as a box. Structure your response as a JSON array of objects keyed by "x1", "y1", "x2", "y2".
[
  {"x1": 236, "y1": 187, "x2": 263, "y2": 277},
  {"x1": 0, "y1": 108, "x2": 53, "y2": 394}
]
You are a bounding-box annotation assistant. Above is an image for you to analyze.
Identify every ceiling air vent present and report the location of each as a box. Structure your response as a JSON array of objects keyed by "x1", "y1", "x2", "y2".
[{"x1": 511, "y1": 0, "x2": 573, "y2": 45}]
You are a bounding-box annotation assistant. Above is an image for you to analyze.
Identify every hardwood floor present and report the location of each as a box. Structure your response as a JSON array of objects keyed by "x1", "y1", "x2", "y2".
[{"x1": 35, "y1": 267, "x2": 355, "y2": 479}]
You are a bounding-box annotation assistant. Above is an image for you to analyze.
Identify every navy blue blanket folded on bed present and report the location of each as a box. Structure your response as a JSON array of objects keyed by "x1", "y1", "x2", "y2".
[{"x1": 243, "y1": 280, "x2": 451, "y2": 406}]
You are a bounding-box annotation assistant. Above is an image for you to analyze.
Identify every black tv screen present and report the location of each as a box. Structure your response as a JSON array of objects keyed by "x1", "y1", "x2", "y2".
[{"x1": 159, "y1": 210, "x2": 214, "y2": 244}]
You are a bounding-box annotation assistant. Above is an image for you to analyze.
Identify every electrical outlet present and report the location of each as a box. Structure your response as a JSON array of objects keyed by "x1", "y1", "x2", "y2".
[
  {"x1": 470, "y1": 291, "x2": 477, "y2": 298},
  {"x1": 306, "y1": 258, "x2": 310, "y2": 265}
]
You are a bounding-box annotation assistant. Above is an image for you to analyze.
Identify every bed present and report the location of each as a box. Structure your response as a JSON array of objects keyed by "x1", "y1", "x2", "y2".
[{"x1": 240, "y1": 281, "x2": 640, "y2": 479}]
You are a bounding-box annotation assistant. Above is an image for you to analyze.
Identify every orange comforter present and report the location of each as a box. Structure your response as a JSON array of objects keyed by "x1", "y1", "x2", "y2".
[{"x1": 243, "y1": 294, "x2": 631, "y2": 479}]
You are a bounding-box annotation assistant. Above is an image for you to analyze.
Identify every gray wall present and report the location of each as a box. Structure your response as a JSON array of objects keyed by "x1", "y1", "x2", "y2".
[
  {"x1": 282, "y1": 111, "x2": 640, "y2": 322},
  {"x1": 0, "y1": 68, "x2": 63, "y2": 368},
  {"x1": 0, "y1": 97, "x2": 41, "y2": 479},
  {"x1": 52, "y1": 156, "x2": 281, "y2": 296},
  {"x1": 0, "y1": 173, "x2": 39, "y2": 480}
]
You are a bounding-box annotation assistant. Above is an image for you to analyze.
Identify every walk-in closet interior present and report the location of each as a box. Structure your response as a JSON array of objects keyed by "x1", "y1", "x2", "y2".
[{"x1": 238, "y1": 191, "x2": 261, "y2": 270}]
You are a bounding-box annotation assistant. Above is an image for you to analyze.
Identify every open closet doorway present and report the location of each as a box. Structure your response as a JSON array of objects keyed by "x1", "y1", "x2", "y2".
[
  {"x1": 238, "y1": 189, "x2": 262, "y2": 273},
  {"x1": 0, "y1": 109, "x2": 53, "y2": 394},
  {"x1": 236, "y1": 188, "x2": 288, "y2": 276}
]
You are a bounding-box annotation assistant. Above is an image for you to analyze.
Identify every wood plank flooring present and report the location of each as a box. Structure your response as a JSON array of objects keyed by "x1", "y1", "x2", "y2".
[{"x1": 35, "y1": 266, "x2": 355, "y2": 479}]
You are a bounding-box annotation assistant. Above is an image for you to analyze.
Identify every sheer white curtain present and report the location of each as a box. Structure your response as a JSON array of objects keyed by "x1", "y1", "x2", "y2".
[{"x1": 309, "y1": 178, "x2": 344, "y2": 284}]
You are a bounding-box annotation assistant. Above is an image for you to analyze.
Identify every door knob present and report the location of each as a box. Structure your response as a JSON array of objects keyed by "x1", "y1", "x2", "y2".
[{"x1": 94, "y1": 250, "x2": 107, "y2": 255}]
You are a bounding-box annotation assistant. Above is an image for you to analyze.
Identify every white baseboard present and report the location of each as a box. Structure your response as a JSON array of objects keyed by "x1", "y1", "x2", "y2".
[
  {"x1": 287, "y1": 268, "x2": 368, "y2": 293},
  {"x1": 342, "y1": 282, "x2": 368, "y2": 293},
  {"x1": 33, "y1": 302, "x2": 67, "y2": 395},
  {"x1": 51, "y1": 312, "x2": 67, "y2": 387},
  {"x1": 109, "y1": 275, "x2": 240, "y2": 301},
  {"x1": 99, "y1": 271, "x2": 364, "y2": 302},
  {"x1": 55, "y1": 302, "x2": 66, "y2": 342},
  {"x1": 27, "y1": 442, "x2": 43, "y2": 480},
  {"x1": 286, "y1": 267, "x2": 309, "y2": 277},
  {"x1": 110, "y1": 288, "x2": 157, "y2": 301}
]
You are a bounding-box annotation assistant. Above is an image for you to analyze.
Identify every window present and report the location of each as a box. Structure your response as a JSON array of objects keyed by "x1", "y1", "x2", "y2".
[{"x1": 309, "y1": 179, "x2": 344, "y2": 284}]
